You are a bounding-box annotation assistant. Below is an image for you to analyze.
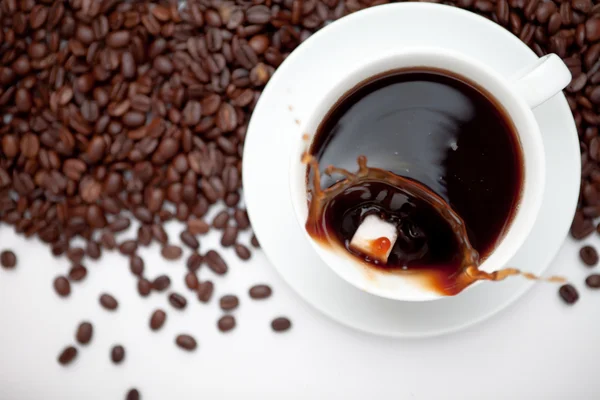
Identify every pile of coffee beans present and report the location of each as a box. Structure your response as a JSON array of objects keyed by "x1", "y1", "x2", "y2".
[{"x1": 0, "y1": 0, "x2": 598, "y2": 397}]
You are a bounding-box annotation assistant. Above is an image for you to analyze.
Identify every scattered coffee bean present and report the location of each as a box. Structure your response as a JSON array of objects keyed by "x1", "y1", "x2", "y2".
[
  {"x1": 185, "y1": 272, "x2": 199, "y2": 290},
  {"x1": 119, "y1": 240, "x2": 138, "y2": 256},
  {"x1": 212, "y1": 211, "x2": 230, "y2": 229},
  {"x1": 251, "y1": 235, "x2": 260, "y2": 248},
  {"x1": 234, "y1": 209, "x2": 250, "y2": 230},
  {"x1": 108, "y1": 218, "x2": 131, "y2": 233},
  {"x1": 66, "y1": 248, "x2": 85, "y2": 264},
  {"x1": 126, "y1": 389, "x2": 140, "y2": 400},
  {"x1": 187, "y1": 253, "x2": 203, "y2": 272},
  {"x1": 175, "y1": 334, "x2": 197, "y2": 351},
  {"x1": 138, "y1": 279, "x2": 152, "y2": 297},
  {"x1": 235, "y1": 244, "x2": 251, "y2": 260},
  {"x1": 129, "y1": 256, "x2": 145, "y2": 276},
  {"x1": 219, "y1": 295, "x2": 239, "y2": 311},
  {"x1": 218, "y1": 315, "x2": 236, "y2": 332},
  {"x1": 579, "y1": 245, "x2": 599, "y2": 266},
  {"x1": 586, "y1": 274, "x2": 600, "y2": 288},
  {"x1": 168, "y1": 293, "x2": 188, "y2": 310},
  {"x1": 161, "y1": 245, "x2": 183, "y2": 260},
  {"x1": 249, "y1": 284, "x2": 272, "y2": 299},
  {"x1": 559, "y1": 284, "x2": 579, "y2": 304},
  {"x1": 58, "y1": 346, "x2": 78, "y2": 366},
  {"x1": 571, "y1": 213, "x2": 595, "y2": 240},
  {"x1": 111, "y1": 345, "x2": 125, "y2": 364},
  {"x1": 68, "y1": 265, "x2": 87, "y2": 282},
  {"x1": 0, "y1": 250, "x2": 17, "y2": 269},
  {"x1": 99, "y1": 293, "x2": 118, "y2": 311},
  {"x1": 101, "y1": 233, "x2": 117, "y2": 250},
  {"x1": 75, "y1": 322, "x2": 93, "y2": 345},
  {"x1": 180, "y1": 231, "x2": 199, "y2": 250},
  {"x1": 221, "y1": 226, "x2": 238, "y2": 247},
  {"x1": 53, "y1": 276, "x2": 71, "y2": 297},
  {"x1": 150, "y1": 309, "x2": 167, "y2": 331},
  {"x1": 205, "y1": 250, "x2": 227, "y2": 275},
  {"x1": 188, "y1": 218, "x2": 210, "y2": 235},
  {"x1": 197, "y1": 281, "x2": 214, "y2": 303},
  {"x1": 152, "y1": 275, "x2": 171, "y2": 292}
]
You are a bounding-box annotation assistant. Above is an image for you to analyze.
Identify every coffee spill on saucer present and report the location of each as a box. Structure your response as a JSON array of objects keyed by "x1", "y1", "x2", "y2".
[{"x1": 302, "y1": 153, "x2": 566, "y2": 296}]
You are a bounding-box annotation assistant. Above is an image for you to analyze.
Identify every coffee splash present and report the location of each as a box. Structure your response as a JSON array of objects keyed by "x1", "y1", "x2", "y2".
[{"x1": 303, "y1": 153, "x2": 565, "y2": 295}]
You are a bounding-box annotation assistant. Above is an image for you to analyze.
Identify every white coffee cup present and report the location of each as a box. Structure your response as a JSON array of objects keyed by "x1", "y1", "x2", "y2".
[{"x1": 288, "y1": 48, "x2": 571, "y2": 301}]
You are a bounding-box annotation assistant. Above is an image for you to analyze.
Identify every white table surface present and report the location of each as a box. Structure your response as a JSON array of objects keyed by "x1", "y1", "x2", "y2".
[{"x1": 0, "y1": 221, "x2": 597, "y2": 400}]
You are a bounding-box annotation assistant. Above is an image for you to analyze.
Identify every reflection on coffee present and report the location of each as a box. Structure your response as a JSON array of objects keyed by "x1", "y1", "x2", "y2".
[{"x1": 304, "y1": 68, "x2": 543, "y2": 294}]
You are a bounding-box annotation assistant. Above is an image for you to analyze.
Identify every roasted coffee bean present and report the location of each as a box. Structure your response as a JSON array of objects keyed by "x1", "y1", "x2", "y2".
[
  {"x1": 126, "y1": 389, "x2": 140, "y2": 400},
  {"x1": 188, "y1": 218, "x2": 210, "y2": 235},
  {"x1": 152, "y1": 275, "x2": 171, "y2": 291},
  {"x1": 234, "y1": 244, "x2": 251, "y2": 260},
  {"x1": 106, "y1": 31, "x2": 131, "y2": 48},
  {"x1": 99, "y1": 293, "x2": 118, "y2": 310},
  {"x1": 138, "y1": 225, "x2": 153, "y2": 247},
  {"x1": 221, "y1": 226, "x2": 238, "y2": 247},
  {"x1": 133, "y1": 207, "x2": 153, "y2": 223},
  {"x1": 175, "y1": 334, "x2": 197, "y2": 351},
  {"x1": 247, "y1": 5, "x2": 271, "y2": 24},
  {"x1": 75, "y1": 322, "x2": 93, "y2": 345},
  {"x1": 205, "y1": 250, "x2": 227, "y2": 275},
  {"x1": 111, "y1": 345, "x2": 125, "y2": 364},
  {"x1": 185, "y1": 272, "x2": 199, "y2": 290},
  {"x1": 58, "y1": 346, "x2": 78, "y2": 365},
  {"x1": 151, "y1": 224, "x2": 169, "y2": 244},
  {"x1": 0, "y1": 250, "x2": 17, "y2": 269},
  {"x1": 161, "y1": 245, "x2": 183, "y2": 260},
  {"x1": 54, "y1": 276, "x2": 71, "y2": 297},
  {"x1": 86, "y1": 241, "x2": 101, "y2": 260},
  {"x1": 130, "y1": 255, "x2": 144, "y2": 276},
  {"x1": 251, "y1": 235, "x2": 260, "y2": 248},
  {"x1": 150, "y1": 309, "x2": 167, "y2": 330},
  {"x1": 212, "y1": 210, "x2": 230, "y2": 229},
  {"x1": 197, "y1": 280, "x2": 214, "y2": 303},
  {"x1": 119, "y1": 240, "x2": 138, "y2": 256},
  {"x1": 249, "y1": 284, "x2": 272, "y2": 299},
  {"x1": 68, "y1": 264, "x2": 88, "y2": 282},
  {"x1": 219, "y1": 294, "x2": 239, "y2": 311},
  {"x1": 187, "y1": 252, "x2": 203, "y2": 272},
  {"x1": 559, "y1": 284, "x2": 579, "y2": 304},
  {"x1": 271, "y1": 317, "x2": 292, "y2": 332},
  {"x1": 234, "y1": 209, "x2": 250, "y2": 230},
  {"x1": 138, "y1": 278, "x2": 152, "y2": 297},
  {"x1": 579, "y1": 245, "x2": 599, "y2": 266},
  {"x1": 180, "y1": 231, "x2": 199, "y2": 250},
  {"x1": 218, "y1": 315, "x2": 236, "y2": 332},
  {"x1": 586, "y1": 273, "x2": 600, "y2": 288},
  {"x1": 571, "y1": 212, "x2": 595, "y2": 239},
  {"x1": 169, "y1": 292, "x2": 188, "y2": 310},
  {"x1": 67, "y1": 247, "x2": 85, "y2": 264}
]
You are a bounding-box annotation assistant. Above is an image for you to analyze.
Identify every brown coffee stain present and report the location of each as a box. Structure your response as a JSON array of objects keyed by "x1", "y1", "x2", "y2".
[{"x1": 303, "y1": 153, "x2": 566, "y2": 296}]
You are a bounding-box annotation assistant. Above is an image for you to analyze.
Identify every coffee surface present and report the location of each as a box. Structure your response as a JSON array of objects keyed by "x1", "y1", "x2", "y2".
[{"x1": 309, "y1": 68, "x2": 524, "y2": 268}]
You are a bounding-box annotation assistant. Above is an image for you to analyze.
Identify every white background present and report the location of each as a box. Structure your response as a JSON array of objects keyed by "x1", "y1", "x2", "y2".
[{"x1": 0, "y1": 220, "x2": 598, "y2": 400}]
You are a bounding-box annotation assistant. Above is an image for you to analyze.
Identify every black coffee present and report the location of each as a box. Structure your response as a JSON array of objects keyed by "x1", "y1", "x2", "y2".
[{"x1": 308, "y1": 68, "x2": 524, "y2": 270}]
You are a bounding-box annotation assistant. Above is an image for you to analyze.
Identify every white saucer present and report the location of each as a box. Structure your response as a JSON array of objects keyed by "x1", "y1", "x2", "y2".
[{"x1": 243, "y1": 3, "x2": 580, "y2": 337}]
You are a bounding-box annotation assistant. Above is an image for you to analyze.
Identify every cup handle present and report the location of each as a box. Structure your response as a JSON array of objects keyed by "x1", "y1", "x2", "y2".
[{"x1": 509, "y1": 54, "x2": 572, "y2": 109}]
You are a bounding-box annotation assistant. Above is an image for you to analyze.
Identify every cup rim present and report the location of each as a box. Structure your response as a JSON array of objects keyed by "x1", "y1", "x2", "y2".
[{"x1": 288, "y1": 47, "x2": 546, "y2": 301}]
